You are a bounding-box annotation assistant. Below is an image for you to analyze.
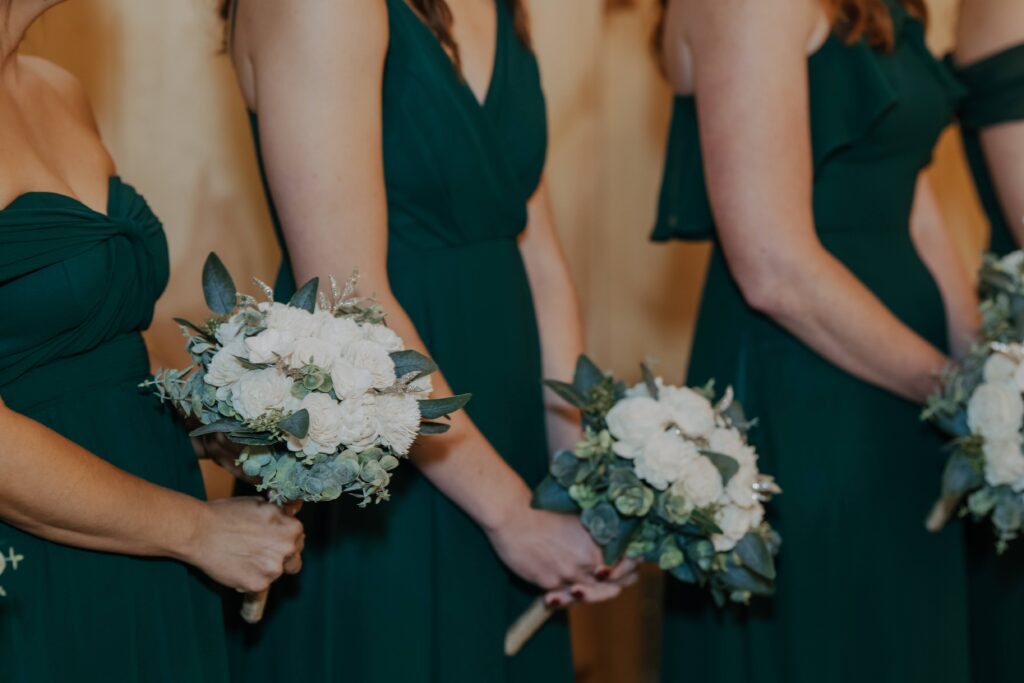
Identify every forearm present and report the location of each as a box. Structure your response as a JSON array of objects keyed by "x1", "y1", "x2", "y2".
[
  {"x1": 0, "y1": 405, "x2": 203, "y2": 561},
  {"x1": 519, "y1": 189, "x2": 586, "y2": 453},
  {"x1": 981, "y1": 125, "x2": 1024, "y2": 247},
  {"x1": 910, "y1": 174, "x2": 981, "y2": 359},
  {"x1": 751, "y1": 249, "x2": 948, "y2": 403}
]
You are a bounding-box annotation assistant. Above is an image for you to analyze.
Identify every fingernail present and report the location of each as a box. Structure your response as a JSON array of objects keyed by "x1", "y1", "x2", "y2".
[
  {"x1": 571, "y1": 589, "x2": 584, "y2": 600},
  {"x1": 547, "y1": 597, "x2": 562, "y2": 608},
  {"x1": 595, "y1": 568, "x2": 611, "y2": 580}
]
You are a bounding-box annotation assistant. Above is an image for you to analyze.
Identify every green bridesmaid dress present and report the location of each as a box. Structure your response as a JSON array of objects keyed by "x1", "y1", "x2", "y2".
[
  {"x1": 0, "y1": 177, "x2": 230, "y2": 682},
  {"x1": 654, "y1": 5, "x2": 972, "y2": 682},
  {"x1": 227, "y1": 1, "x2": 574, "y2": 681},
  {"x1": 951, "y1": 43, "x2": 1024, "y2": 683}
]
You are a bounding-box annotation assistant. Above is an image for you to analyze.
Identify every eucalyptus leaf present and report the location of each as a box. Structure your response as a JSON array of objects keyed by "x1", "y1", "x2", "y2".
[
  {"x1": 418, "y1": 394, "x2": 472, "y2": 420},
  {"x1": 582, "y1": 502, "x2": 621, "y2": 547},
  {"x1": 532, "y1": 476, "x2": 580, "y2": 514},
  {"x1": 419, "y1": 421, "x2": 452, "y2": 435},
  {"x1": 641, "y1": 363, "x2": 660, "y2": 400},
  {"x1": 279, "y1": 409, "x2": 310, "y2": 440},
  {"x1": 289, "y1": 277, "x2": 320, "y2": 313},
  {"x1": 932, "y1": 410, "x2": 971, "y2": 439},
  {"x1": 189, "y1": 419, "x2": 247, "y2": 437},
  {"x1": 573, "y1": 355, "x2": 605, "y2": 395},
  {"x1": 702, "y1": 450, "x2": 740, "y2": 486},
  {"x1": 227, "y1": 433, "x2": 277, "y2": 446},
  {"x1": 719, "y1": 564, "x2": 774, "y2": 597},
  {"x1": 391, "y1": 350, "x2": 439, "y2": 380},
  {"x1": 544, "y1": 380, "x2": 586, "y2": 409},
  {"x1": 734, "y1": 533, "x2": 776, "y2": 579},
  {"x1": 942, "y1": 452, "x2": 984, "y2": 497},
  {"x1": 669, "y1": 561, "x2": 698, "y2": 584},
  {"x1": 202, "y1": 253, "x2": 237, "y2": 314},
  {"x1": 174, "y1": 317, "x2": 214, "y2": 341},
  {"x1": 601, "y1": 517, "x2": 641, "y2": 566}
]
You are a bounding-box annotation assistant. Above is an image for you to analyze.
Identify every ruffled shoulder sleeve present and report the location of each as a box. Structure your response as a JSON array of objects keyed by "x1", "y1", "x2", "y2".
[{"x1": 952, "y1": 43, "x2": 1024, "y2": 130}]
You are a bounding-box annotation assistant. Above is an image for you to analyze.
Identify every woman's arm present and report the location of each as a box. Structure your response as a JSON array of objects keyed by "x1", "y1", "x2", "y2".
[
  {"x1": 910, "y1": 172, "x2": 980, "y2": 360},
  {"x1": 232, "y1": 0, "x2": 615, "y2": 594},
  {"x1": 956, "y1": 0, "x2": 1024, "y2": 247},
  {"x1": 0, "y1": 400, "x2": 303, "y2": 593},
  {"x1": 679, "y1": 0, "x2": 947, "y2": 403},
  {"x1": 519, "y1": 180, "x2": 585, "y2": 452}
]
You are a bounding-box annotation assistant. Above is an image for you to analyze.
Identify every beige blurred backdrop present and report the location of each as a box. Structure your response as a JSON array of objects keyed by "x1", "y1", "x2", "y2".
[{"x1": 23, "y1": 0, "x2": 985, "y2": 681}]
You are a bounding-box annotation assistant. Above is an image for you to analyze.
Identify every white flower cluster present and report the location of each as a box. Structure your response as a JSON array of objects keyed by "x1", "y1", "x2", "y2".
[
  {"x1": 967, "y1": 346, "x2": 1024, "y2": 491},
  {"x1": 608, "y1": 380, "x2": 766, "y2": 551},
  {"x1": 204, "y1": 302, "x2": 430, "y2": 458}
]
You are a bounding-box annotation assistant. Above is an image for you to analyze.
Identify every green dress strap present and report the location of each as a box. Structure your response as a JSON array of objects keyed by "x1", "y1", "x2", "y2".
[{"x1": 950, "y1": 43, "x2": 1024, "y2": 254}]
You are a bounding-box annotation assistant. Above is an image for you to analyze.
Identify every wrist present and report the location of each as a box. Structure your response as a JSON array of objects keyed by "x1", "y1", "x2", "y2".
[
  {"x1": 165, "y1": 495, "x2": 209, "y2": 565},
  {"x1": 478, "y1": 478, "x2": 532, "y2": 538}
]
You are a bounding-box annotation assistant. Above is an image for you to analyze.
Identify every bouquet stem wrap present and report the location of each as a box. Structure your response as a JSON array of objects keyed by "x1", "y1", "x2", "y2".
[
  {"x1": 504, "y1": 597, "x2": 554, "y2": 656},
  {"x1": 241, "y1": 588, "x2": 270, "y2": 624}
]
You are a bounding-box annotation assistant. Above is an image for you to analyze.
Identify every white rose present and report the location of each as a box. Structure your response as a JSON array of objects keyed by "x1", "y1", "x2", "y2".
[
  {"x1": 707, "y1": 427, "x2": 756, "y2": 465},
  {"x1": 625, "y1": 377, "x2": 664, "y2": 399},
  {"x1": 606, "y1": 397, "x2": 672, "y2": 458},
  {"x1": 204, "y1": 340, "x2": 248, "y2": 388},
  {"x1": 968, "y1": 382, "x2": 1024, "y2": 440},
  {"x1": 337, "y1": 394, "x2": 379, "y2": 452},
  {"x1": 230, "y1": 368, "x2": 295, "y2": 421},
  {"x1": 712, "y1": 503, "x2": 765, "y2": 552},
  {"x1": 215, "y1": 315, "x2": 245, "y2": 346},
  {"x1": 363, "y1": 324, "x2": 405, "y2": 353},
  {"x1": 660, "y1": 386, "x2": 716, "y2": 439},
  {"x1": 727, "y1": 462, "x2": 760, "y2": 508},
  {"x1": 317, "y1": 313, "x2": 362, "y2": 351},
  {"x1": 983, "y1": 353, "x2": 1019, "y2": 384},
  {"x1": 344, "y1": 339, "x2": 397, "y2": 390},
  {"x1": 286, "y1": 392, "x2": 346, "y2": 456},
  {"x1": 671, "y1": 454, "x2": 723, "y2": 508},
  {"x1": 983, "y1": 435, "x2": 1024, "y2": 490},
  {"x1": 245, "y1": 328, "x2": 296, "y2": 365},
  {"x1": 262, "y1": 301, "x2": 321, "y2": 338},
  {"x1": 329, "y1": 355, "x2": 376, "y2": 400},
  {"x1": 374, "y1": 393, "x2": 421, "y2": 455},
  {"x1": 998, "y1": 251, "x2": 1024, "y2": 275},
  {"x1": 1014, "y1": 363, "x2": 1024, "y2": 395},
  {"x1": 288, "y1": 336, "x2": 337, "y2": 372},
  {"x1": 634, "y1": 431, "x2": 700, "y2": 490}
]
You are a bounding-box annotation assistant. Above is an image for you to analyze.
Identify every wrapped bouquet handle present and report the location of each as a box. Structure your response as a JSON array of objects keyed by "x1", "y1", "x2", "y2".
[
  {"x1": 504, "y1": 597, "x2": 554, "y2": 656},
  {"x1": 241, "y1": 588, "x2": 270, "y2": 624}
]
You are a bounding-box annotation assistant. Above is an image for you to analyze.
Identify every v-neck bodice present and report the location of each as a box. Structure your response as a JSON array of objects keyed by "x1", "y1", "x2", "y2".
[{"x1": 249, "y1": 0, "x2": 547, "y2": 291}]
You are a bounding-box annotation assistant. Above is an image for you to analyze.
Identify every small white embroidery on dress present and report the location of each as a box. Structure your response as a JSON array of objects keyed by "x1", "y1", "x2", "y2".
[{"x1": 0, "y1": 546, "x2": 24, "y2": 597}]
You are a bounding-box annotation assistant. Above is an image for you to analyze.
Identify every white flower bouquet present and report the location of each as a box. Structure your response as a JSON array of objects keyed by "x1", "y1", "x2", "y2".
[
  {"x1": 505, "y1": 356, "x2": 781, "y2": 655},
  {"x1": 146, "y1": 254, "x2": 469, "y2": 619},
  {"x1": 924, "y1": 251, "x2": 1024, "y2": 550}
]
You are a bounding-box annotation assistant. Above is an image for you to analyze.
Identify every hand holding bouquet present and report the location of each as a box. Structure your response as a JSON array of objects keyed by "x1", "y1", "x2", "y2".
[
  {"x1": 506, "y1": 357, "x2": 781, "y2": 655},
  {"x1": 146, "y1": 254, "x2": 469, "y2": 620}
]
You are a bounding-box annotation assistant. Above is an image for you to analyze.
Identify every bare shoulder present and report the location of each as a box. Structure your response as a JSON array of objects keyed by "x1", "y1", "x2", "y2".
[
  {"x1": 956, "y1": 0, "x2": 1024, "y2": 65},
  {"x1": 17, "y1": 55, "x2": 99, "y2": 131}
]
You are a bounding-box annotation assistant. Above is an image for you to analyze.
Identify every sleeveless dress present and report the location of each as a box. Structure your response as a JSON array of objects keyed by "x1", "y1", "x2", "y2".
[
  {"x1": 0, "y1": 177, "x2": 231, "y2": 682},
  {"x1": 951, "y1": 43, "x2": 1024, "y2": 683},
  {"x1": 653, "y1": 6, "x2": 972, "y2": 682},
  {"x1": 227, "y1": 2, "x2": 574, "y2": 681}
]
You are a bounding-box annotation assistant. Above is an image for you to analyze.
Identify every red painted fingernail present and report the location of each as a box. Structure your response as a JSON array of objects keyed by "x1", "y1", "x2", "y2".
[
  {"x1": 547, "y1": 597, "x2": 562, "y2": 608},
  {"x1": 595, "y1": 568, "x2": 611, "y2": 580},
  {"x1": 571, "y1": 589, "x2": 584, "y2": 600}
]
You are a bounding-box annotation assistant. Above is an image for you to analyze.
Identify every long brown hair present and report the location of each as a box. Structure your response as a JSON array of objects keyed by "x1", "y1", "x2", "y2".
[
  {"x1": 655, "y1": 0, "x2": 928, "y2": 54},
  {"x1": 219, "y1": 0, "x2": 532, "y2": 69}
]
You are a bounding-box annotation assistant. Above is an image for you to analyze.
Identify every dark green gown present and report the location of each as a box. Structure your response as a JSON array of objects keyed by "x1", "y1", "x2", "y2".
[
  {"x1": 227, "y1": 1, "x2": 573, "y2": 681},
  {"x1": 0, "y1": 177, "x2": 230, "y2": 682},
  {"x1": 654, "y1": 6, "x2": 972, "y2": 682},
  {"x1": 951, "y1": 43, "x2": 1024, "y2": 683}
]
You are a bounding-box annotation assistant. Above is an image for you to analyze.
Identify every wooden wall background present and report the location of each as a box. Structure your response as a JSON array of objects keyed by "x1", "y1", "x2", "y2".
[{"x1": 23, "y1": 0, "x2": 985, "y2": 681}]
